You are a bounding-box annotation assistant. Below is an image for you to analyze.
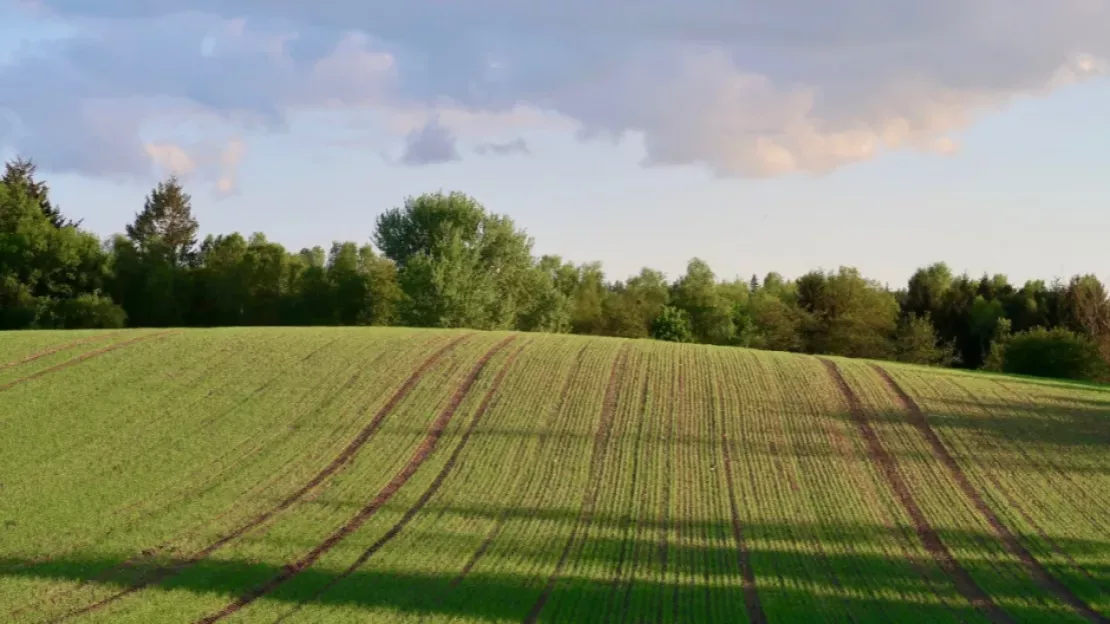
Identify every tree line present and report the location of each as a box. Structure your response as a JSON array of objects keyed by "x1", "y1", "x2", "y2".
[{"x1": 3, "y1": 157, "x2": 1108, "y2": 382}]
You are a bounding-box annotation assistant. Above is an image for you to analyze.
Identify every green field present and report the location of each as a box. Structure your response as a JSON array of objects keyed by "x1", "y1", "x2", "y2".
[{"x1": 0, "y1": 327, "x2": 1108, "y2": 623}]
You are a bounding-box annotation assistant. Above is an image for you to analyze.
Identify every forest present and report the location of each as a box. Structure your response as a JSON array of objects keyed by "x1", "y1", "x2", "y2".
[{"x1": 2, "y1": 157, "x2": 1108, "y2": 382}]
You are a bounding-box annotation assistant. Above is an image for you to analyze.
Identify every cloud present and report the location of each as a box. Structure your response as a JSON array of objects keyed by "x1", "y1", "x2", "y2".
[
  {"x1": 2, "y1": 0, "x2": 1108, "y2": 181},
  {"x1": 399, "y1": 116, "x2": 460, "y2": 165},
  {"x1": 474, "y1": 138, "x2": 530, "y2": 156}
]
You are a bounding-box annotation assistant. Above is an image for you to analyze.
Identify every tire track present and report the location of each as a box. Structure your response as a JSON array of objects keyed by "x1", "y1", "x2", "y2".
[
  {"x1": 982, "y1": 468, "x2": 1106, "y2": 589},
  {"x1": 522, "y1": 343, "x2": 630, "y2": 624},
  {"x1": 933, "y1": 377, "x2": 1108, "y2": 591},
  {"x1": 815, "y1": 368, "x2": 963, "y2": 620},
  {"x1": 654, "y1": 362, "x2": 677, "y2": 624},
  {"x1": 872, "y1": 365, "x2": 1108, "y2": 624},
  {"x1": 820, "y1": 359, "x2": 1013, "y2": 624},
  {"x1": 445, "y1": 344, "x2": 590, "y2": 592},
  {"x1": 196, "y1": 335, "x2": 518, "y2": 623},
  {"x1": 0, "y1": 331, "x2": 178, "y2": 394},
  {"x1": 720, "y1": 410, "x2": 767, "y2": 624},
  {"x1": 0, "y1": 332, "x2": 124, "y2": 372},
  {"x1": 609, "y1": 370, "x2": 650, "y2": 623},
  {"x1": 52, "y1": 333, "x2": 473, "y2": 622},
  {"x1": 274, "y1": 339, "x2": 530, "y2": 623}
]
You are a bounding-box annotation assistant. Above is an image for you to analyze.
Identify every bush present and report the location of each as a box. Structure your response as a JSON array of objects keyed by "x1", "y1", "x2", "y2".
[
  {"x1": 985, "y1": 326, "x2": 1107, "y2": 381},
  {"x1": 651, "y1": 306, "x2": 694, "y2": 343},
  {"x1": 894, "y1": 313, "x2": 956, "y2": 366},
  {"x1": 36, "y1": 293, "x2": 128, "y2": 329}
]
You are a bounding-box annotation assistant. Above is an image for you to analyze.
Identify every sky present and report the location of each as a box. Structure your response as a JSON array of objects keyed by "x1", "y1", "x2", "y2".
[{"x1": 1, "y1": 0, "x2": 1108, "y2": 287}]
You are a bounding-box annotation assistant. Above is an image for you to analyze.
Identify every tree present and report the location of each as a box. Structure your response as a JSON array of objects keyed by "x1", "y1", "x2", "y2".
[
  {"x1": 651, "y1": 306, "x2": 694, "y2": 343},
  {"x1": 985, "y1": 327, "x2": 1107, "y2": 381},
  {"x1": 795, "y1": 267, "x2": 898, "y2": 359},
  {"x1": 603, "y1": 268, "x2": 670, "y2": 338},
  {"x1": 1, "y1": 157, "x2": 79, "y2": 228},
  {"x1": 0, "y1": 178, "x2": 116, "y2": 328},
  {"x1": 1061, "y1": 275, "x2": 1110, "y2": 365},
  {"x1": 374, "y1": 191, "x2": 534, "y2": 329},
  {"x1": 904, "y1": 262, "x2": 952, "y2": 320},
  {"x1": 126, "y1": 175, "x2": 199, "y2": 267},
  {"x1": 670, "y1": 258, "x2": 734, "y2": 344},
  {"x1": 894, "y1": 314, "x2": 955, "y2": 366}
]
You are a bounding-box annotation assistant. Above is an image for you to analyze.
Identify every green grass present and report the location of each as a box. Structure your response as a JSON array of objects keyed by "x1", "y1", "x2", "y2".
[{"x1": 0, "y1": 327, "x2": 1107, "y2": 623}]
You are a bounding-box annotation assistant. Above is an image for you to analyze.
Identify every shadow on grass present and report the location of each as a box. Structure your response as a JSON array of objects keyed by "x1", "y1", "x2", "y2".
[
  {"x1": 902, "y1": 397, "x2": 1110, "y2": 450},
  {"x1": 3, "y1": 519, "x2": 1107, "y2": 623}
]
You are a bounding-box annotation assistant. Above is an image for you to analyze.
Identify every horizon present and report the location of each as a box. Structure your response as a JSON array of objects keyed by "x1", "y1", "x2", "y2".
[{"x1": 2, "y1": 0, "x2": 1108, "y2": 287}]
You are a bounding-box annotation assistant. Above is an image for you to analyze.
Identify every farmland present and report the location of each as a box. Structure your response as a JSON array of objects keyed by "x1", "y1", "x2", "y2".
[{"x1": 0, "y1": 327, "x2": 1108, "y2": 623}]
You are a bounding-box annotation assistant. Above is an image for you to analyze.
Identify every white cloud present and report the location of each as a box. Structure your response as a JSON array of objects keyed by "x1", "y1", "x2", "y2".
[{"x1": 1, "y1": 0, "x2": 1107, "y2": 182}]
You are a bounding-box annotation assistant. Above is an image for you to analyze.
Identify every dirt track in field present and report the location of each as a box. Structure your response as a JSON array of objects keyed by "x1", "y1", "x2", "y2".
[
  {"x1": 272, "y1": 340, "x2": 530, "y2": 623},
  {"x1": 0, "y1": 331, "x2": 176, "y2": 394},
  {"x1": 447, "y1": 344, "x2": 590, "y2": 594},
  {"x1": 873, "y1": 365, "x2": 1108, "y2": 624},
  {"x1": 720, "y1": 400, "x2": 767, "y2": 624},
  {"x1": 53, "y1": 333, "x2": 473, "y2": 621},
  {"x1": 196, "y1": 335, "x2": 518, "y2": 623},
  {"x1": 523, "y1": 344, "x2": 630, "y2": 624},
  {"x1": 0, "y1": 333, "x2": 124, "y2": 372},
  {"x1": 821, "y1": 359, "x2": 1013, "y2": 624},
  {"x1": 816, "y1": 366, "x2": 962, "y2": 619}
]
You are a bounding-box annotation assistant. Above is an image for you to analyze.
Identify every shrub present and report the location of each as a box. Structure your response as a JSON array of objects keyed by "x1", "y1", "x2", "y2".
[
  {"x1": 985, "y1": 326, "x2": 1107, "y2": 381},
  {"x1": 36, "y1": 293, "x2": 128, "y2": 329},
  {"x1": 651, "y1": 306, "x2": 694, "y2": 343}
]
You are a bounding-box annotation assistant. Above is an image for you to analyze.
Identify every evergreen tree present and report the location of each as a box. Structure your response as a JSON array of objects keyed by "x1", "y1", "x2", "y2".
[
  {"x1": 126, "y1": 175, "x2": 199, "y2": 267},
  {"x1": 1, "y1": 157, "x2": 79, "y2": 228}
]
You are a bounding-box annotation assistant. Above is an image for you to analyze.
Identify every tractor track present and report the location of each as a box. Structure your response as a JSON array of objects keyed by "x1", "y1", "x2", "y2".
[
  {"x1": 821, "y1": 359, "x2": 1013, "y2": 624},
  {"x1": 50, "y1": 333, "x2": 474, "y2": 622},
  {"x1": 195, "y1": 335, "x2": 519, "y2": 623},
  {"x1": 873, "y1": 365, "x2": 1107, "y2": 624}
]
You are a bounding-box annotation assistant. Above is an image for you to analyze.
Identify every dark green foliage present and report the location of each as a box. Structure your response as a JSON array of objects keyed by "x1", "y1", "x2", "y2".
[
  {"x1": 374, "y1": 191, "x2": 535, "y2": 330},
  {"x1": 986, "y1": 327, "x2": 1107, "y2": 381},
  {"x1": 1, "y1": 157, "x2": 79, "y2": 228},
  {"x1": 894, "y1": 314, "x2": 955, "y2": 366},
  {"x1": 126, "y1": 175, "x2": 199, "y2": 267},
  {"x1": 35, "y1": 293, "x2": 127, "y2": 329},
  {"x1": 670, "y1": 258, "x2": 734, "y2": 344},
  {"x1": 651, "y1": 306, "x2": 694, "y2": 343},
  {"x1": 2, "y1": 160, "x2": 1109, "y2": 384},
  {"x1": 0, "y1": 178, "x2": 109, "y2": 328}
]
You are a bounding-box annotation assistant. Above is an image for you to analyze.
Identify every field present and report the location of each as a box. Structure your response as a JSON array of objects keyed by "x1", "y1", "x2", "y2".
[{"x1": 0, "y1": 327, "x2": 1108, "y2": 623}]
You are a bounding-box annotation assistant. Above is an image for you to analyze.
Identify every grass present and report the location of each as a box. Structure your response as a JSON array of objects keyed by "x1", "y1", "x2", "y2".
[{"x1": 0, "y1": 326, "x2": 1107, "y2": 623}]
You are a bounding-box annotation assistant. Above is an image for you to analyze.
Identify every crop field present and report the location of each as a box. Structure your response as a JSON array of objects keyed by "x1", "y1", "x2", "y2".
[{"x1": 0, "y1": 327, "x2": 1108, "y2": 623}]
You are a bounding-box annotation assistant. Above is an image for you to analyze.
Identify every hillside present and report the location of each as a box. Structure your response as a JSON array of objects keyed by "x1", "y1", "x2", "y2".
[{"x1": 0, "y1": 327, "x2": 1107, "y2": 623}]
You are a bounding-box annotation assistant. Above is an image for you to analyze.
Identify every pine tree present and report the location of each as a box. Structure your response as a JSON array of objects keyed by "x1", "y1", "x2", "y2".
[
  {"x1": 749, "y1": 273, "x2": 760, "y2": 292},
  {"x1": 1, "y1": 157, "x2": 80, "y2": 228},
  {"x1": 126, "y1": 175, "x2": 199, "y2": 266}
]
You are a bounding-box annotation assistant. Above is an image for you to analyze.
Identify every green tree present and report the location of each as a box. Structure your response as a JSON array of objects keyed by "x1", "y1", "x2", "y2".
[
  {"x1": 986, "y1": 327, "x2": 1106, "y2": 381},
  {"x1": 0, "y1": 178, "x2": 116, "y2": 328},
  {"x1": 1, "y1": 157, "x2": 79, "y2": 228},
  {"x1": 603, "y1": 268, "x2": 670, "y2": 338},
  {"x1": 651, "y1": 305, "x2": 694, "y2": 343},
  {"x1": 374, "y1": 191, "x2": 534, "y2": 329},
  {"x1": 670, "y1": 258, "x2": 734, "y2": 344},
  {"x1": 894, "y1": 313, "x2": 955, "y2": 366},
  {"x1": 795, "y1": 267, "x2": 898, "y2": 359},
  {"x1": 126, "y1": 175, "x2": 199, "y2": 267}
]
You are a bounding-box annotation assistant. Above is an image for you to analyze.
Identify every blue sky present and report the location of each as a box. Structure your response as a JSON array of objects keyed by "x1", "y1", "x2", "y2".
[{"x1": 1, "y1": 0, "x2": 1108, "y2": 286}]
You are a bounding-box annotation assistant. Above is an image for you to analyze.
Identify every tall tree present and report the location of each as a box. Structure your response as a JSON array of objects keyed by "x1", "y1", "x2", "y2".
[
  {"x1": 1, "y1": 157, "x2": 79, "y2": 228},
  {"x1": 670, "y1": 258, "x2": 734, "y2": 344},
  {"x1": 126, "y1": 175, "x2": 199, "y2": 267},
  {"x1": 374, "y1": 191, "x2": 534, "y2": 329}
]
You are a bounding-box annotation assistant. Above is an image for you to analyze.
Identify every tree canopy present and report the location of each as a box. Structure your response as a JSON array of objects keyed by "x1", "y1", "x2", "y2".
[{"x1": 3, "y1": 156, "x2": 1108, "y2": 382}]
